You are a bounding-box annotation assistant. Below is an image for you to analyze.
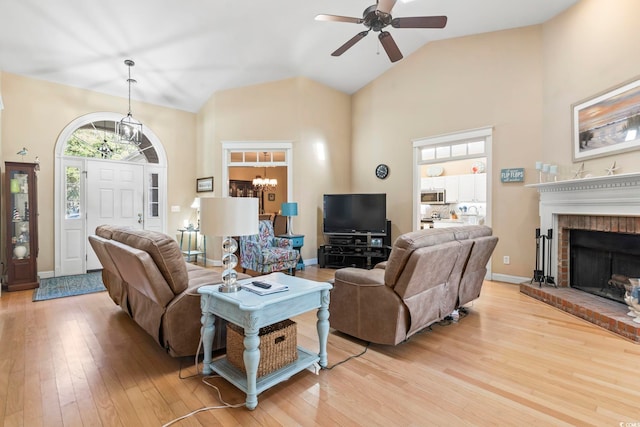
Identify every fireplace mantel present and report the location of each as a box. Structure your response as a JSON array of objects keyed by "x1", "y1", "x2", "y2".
[
  {"x1": 527, "y1": 172, "x2": 640, "y2": 193},
  {"x1": 527, "y1": 172, "x2": 640, "y2": 282}
]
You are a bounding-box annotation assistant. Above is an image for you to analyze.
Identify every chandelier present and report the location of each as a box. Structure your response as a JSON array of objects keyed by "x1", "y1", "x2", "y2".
[
  {"x1": 252, "y1": 176, "x2": 277, "y2": 191},
  {"x1": 252, "y1": 154, "x2": 278, "y2": 191},
  {"x1": 115, "y1": 59, "x2": 143, "y2": 145}
]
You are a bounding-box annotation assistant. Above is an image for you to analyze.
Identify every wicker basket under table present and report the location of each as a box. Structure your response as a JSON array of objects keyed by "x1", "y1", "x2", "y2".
[{"x1": 226, "y1": 319, "x2": 298, "y2": 377}]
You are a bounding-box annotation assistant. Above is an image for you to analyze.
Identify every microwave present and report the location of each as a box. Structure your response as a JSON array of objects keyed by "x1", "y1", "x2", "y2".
[{"x1": 421, "y1": 189, "x2": 446, "y2": 204}]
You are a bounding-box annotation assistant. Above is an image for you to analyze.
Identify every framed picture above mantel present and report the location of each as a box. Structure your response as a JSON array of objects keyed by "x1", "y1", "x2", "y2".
[{"x1": 572, "y1": 76, "x2": 640, "y2": 161}]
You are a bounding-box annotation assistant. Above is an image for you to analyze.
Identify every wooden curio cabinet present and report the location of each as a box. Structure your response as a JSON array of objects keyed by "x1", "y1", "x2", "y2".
[{"x1": 4, "y1": 162, "x2": 39, "y2": 291}]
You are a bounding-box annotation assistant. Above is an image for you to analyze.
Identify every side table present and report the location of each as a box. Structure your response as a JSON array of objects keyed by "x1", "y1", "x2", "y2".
[
  {"x1": 198, "y1": 272, "x2": 332, "y2": 410},
  {"x1": 178, "y1": 228, "x2": 206, "y2": 265},
  {"x1": 278, "y1": 234, "x2": 304, "y2": 270}
]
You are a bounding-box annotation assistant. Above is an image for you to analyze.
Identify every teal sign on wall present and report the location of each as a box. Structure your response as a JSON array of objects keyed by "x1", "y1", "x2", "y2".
[{"x1": 500, "y1": 168, "x2": 524, "y2": 183}]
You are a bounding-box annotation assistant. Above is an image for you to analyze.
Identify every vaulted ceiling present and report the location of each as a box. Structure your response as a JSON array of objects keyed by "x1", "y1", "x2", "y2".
[{"x1": 0, "y1": 0, "x2": 578, "y2": 112}]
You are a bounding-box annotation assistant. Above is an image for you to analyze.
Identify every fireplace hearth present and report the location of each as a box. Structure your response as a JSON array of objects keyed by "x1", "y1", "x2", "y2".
[
  {"x1": 519, "y1": 281, "x2": 640, "y2": 342},
  {"x1": 524, "y1": 172, "x2": 640, "y2": 341}
]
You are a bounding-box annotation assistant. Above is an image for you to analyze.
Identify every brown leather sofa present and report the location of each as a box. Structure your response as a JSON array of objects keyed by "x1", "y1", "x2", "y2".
[
  {"x1": 88, "y1": 225, "x2": 248, "y2": 357},
  {"x1": 329, "y1": 225, "x2": 498, "y2": 345}
]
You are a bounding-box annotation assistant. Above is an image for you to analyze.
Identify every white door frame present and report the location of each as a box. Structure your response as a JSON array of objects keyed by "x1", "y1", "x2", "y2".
[
  {"x1": 412, "y1": 126, "x2": 493, "y2": 277},
  {"x1": 53, "y1": 112, "x2": 168, "y2": 277},
  {"x1": 221, "y1": 141, "x2": 293, "y2": 200}
]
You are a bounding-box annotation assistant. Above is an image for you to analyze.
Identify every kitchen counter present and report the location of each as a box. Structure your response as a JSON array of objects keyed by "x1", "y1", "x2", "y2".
[
  {"x1": 421, "y1": 218, "x2": 470, "y2": 229},
  {"x1": 432, "y1": 219, "x2": 466, "y2": 228}
]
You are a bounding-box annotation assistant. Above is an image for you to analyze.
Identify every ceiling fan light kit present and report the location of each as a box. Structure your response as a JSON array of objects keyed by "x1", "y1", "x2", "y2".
[{"x1": 316, "y1": 0, "x2": 447, "y2": 63}]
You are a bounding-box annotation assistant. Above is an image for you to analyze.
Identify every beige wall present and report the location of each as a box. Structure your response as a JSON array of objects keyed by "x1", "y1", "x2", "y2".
[
  {"x1": 541, "y1": 0, "x2": 640, "y2": 173},
  {"x1": 352, "y1": 26, "x2": 544, "y2": 277},
  {"x1": 347, "y1": 0, "x2": 640, "y2": 279},
  {"x1": 0, "y1": 73, "x2": 197, "y2": 272},
  {"x1": 196, "y1": 77, "x2": 352, "y2": 262},
  {"x1": 4, "y1": 0, "x2": 640, "y2": 279}
]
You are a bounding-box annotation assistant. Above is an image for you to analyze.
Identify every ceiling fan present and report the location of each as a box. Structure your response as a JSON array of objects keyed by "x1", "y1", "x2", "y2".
[{"x1": 316, "y1": 0, "x2": 447, "y2": 63}]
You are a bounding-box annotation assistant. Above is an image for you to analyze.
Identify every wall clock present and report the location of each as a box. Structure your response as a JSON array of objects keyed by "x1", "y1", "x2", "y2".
[{"x1": 375, "y1": 164, "x2": 389, "y2": 179}]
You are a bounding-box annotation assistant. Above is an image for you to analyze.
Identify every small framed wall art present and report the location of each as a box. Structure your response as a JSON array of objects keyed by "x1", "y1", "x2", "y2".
[{"x1": 196, "y1": 176, "x2": 214, "y2": 193}]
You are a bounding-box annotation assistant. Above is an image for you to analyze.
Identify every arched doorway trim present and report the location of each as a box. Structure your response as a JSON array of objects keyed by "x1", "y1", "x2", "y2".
[{"x1": 53, "y1": 112, "x2": 168, "y2": 276}]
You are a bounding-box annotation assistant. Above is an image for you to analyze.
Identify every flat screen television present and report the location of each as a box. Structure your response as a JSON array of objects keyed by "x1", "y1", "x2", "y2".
[{"x1": 323, "y1": 193, "x2": 387, "y2": 235}]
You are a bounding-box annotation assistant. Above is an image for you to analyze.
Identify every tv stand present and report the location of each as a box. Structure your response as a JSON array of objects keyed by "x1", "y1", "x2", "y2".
[{"x1": 318, "y1": 223, "x2": 392, "y2": 269}]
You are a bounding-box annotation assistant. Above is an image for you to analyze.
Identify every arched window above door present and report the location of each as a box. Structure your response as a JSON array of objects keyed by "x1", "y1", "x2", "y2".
[{"x1": 64, "y1": 120, "x2": 159, "y2": 163}]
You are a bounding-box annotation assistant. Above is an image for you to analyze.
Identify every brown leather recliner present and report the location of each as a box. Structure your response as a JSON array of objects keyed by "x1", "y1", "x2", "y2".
[
  {"x1": 89, "y1": 225, "x2": 249, "y2": 357},
  {"x1": 330, "y1": 225, "x2": 498, "y2": 345}
]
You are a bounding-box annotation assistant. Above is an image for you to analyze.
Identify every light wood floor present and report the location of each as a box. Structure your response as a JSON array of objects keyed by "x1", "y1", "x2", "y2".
[{"x1": 2, "y1": 266, "x2": 640, "y2": 426}]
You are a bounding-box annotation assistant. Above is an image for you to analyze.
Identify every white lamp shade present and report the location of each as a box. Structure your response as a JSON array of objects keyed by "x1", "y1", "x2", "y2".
[
  {"x1": 190, "y1": 197, "x2": 200, "y2": 209},
  {"x1": 199, "y1": 197, "x2": 259, "y2": 237}
]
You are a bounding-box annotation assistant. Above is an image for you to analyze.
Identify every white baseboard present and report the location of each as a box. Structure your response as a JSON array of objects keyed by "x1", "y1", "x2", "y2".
[
  {"x1": 38, "y1": 270, "x2": 55, "y2": 279},
  {"x1": 204, "y1": 258, "x2": 222, "y2": 267},
  {"x1": 491, "y1": 273, "x2": 529, "y2": 284}
]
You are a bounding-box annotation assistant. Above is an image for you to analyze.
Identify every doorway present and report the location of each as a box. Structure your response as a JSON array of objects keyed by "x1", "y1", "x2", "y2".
[
  {"x1": 221, "y1": 141, "x2": 293, "y2": 205},
  {"x1": 412, "y1": 127, "x2": 493, "y2": 275},
  {"x1": 54, "y1": 112, "x2": 167, "y2": 276},
  {"x1": 413, "y1": 127, "x2": 492, "y2": 230}
]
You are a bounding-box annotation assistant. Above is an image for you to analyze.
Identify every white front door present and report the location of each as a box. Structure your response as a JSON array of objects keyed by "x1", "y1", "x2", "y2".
[{"x1": 86, "y1": 160, "x2": 144, "y2": 270}]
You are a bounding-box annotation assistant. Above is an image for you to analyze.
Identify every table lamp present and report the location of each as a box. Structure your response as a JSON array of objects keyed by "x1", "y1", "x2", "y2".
[
  {"x1": 200, "y1": 197, "x2": 259, "y2": 293},
  {"x1": 281, "y1": 202, "x2": 298, "y2": 236},
  {"x1": 190, "y1": 197, "x2": 200, "y2": 229}
]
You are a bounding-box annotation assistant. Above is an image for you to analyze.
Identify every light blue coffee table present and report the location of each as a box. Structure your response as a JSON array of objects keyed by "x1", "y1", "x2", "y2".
[{"x1": 198, "y1": 272, "x2": 332, "y2": 410}]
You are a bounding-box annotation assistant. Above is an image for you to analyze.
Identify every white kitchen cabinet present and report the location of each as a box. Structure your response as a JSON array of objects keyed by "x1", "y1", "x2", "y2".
[
  {"x1": 457, "y1": 173, "x2": 486, "y2": 202},
  {"x1": 421, "y1": 176, "x2": 445, "y2": 190},
  {"x1": 444, "y1": 175, "x2": 459, "y2": 203},
  {"x1": 423, "y1": 173, "x2": 485, "y2": 203},
  {"x1": 474, "y1": 173, "x2": 487, "y2": 202},
  {"x1": 458, "y1": 174, "x2": 475, "y2": 202},
  {"x1": 420, "y1": 177, "x2": 430, "y2": 190}
]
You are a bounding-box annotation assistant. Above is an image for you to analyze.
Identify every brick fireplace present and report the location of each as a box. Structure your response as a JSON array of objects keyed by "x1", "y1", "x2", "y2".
[
  {"x1": 520, "y1": 172, "x2": 640, "y2": 342},
  {"x1": 556, "y1": 214, "x2": 640, "y2": 291}
]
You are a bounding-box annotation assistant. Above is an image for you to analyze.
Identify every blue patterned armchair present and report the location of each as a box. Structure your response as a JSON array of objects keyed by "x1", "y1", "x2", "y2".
[{"x1": 240, "y1": 220, "x2": 300, "y2": 275}]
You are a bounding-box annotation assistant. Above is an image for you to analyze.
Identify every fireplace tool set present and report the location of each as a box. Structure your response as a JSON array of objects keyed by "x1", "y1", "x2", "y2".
[{"x1": 531, "y1": 228, "x2": 556, "y2": 287}]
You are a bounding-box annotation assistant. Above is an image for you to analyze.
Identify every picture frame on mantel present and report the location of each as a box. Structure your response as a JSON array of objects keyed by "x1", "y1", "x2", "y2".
[
  {"x1": 196, "y1": 176, "x2": 213, "y2": 193},
  {"x1": 572, "y1": 76, "x2": 640, "y2": 161}
]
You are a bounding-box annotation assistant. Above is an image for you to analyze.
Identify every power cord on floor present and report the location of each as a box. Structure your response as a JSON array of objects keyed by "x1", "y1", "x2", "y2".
[
  {"x1": 322, "y1": 341, "x2": 370, "y2": 370},
  {"x1": 162, "y1": 374, "x2": 245, "y2": 427},
  {"x1": 163, "y1": 332, "x2": 244, "y2": 427},
  {"x1": 178, "y1": 356, "x2": 201, "y2": 379},
  {"x1": 167, "y1": 322, "x2": 370, "y2": 425}
]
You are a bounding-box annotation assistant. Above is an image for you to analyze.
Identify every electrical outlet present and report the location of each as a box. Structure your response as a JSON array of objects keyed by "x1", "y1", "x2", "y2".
[{"x1": 503, "y1": 256, "x2": 510, "y2": 265}]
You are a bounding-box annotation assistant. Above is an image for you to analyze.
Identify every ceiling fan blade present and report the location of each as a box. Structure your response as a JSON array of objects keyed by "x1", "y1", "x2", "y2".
[
  {"x1": 376, "y1": 0, "x2": 397, "y2": 15},
  {"x1": 315, "y1": 14, "x2": 363, "y2": 24},
  {"x1": 332, "y1": 31, "x2": 369, "y2": 56},
  {"x1": 391, "y1": 16, "x2": 448, "y2": 29},
  {"x1": 378, "y1": 31, "x2": 403, "y2": 62}
]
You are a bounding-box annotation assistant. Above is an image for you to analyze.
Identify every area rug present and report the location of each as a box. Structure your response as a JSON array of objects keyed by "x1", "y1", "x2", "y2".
[{"x1": 32, "y1": 272, "x2": 106, "y2": 302}]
